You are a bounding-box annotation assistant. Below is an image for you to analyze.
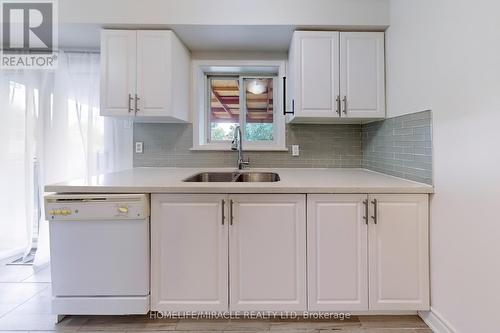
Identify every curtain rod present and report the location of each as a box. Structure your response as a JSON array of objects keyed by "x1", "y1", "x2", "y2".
[
  {"x1": 1, "y1": 49, "x2": 100, "y2": 54},
  {"x1": 60, "y1": 50, "x2": 100, "y2": 54}
]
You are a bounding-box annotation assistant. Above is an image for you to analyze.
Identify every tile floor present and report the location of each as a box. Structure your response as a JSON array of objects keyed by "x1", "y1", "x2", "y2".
[{"x1": 0, "y1": 256, "x2": 432, "y2": 332}]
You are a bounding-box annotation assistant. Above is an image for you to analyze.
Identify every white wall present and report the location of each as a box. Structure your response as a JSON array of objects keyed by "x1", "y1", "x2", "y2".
[
  {"x1": 59, "y1": 0, "x2": 389, "y2": 26},
  {"x1": 386, "y1": 1, "x2": 500, "y2": 332}
]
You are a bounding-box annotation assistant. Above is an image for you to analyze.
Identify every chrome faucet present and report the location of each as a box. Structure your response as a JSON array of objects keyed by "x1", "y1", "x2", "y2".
[{"x1": 231, "y1": 125, "x2": 249, "y2": 169}]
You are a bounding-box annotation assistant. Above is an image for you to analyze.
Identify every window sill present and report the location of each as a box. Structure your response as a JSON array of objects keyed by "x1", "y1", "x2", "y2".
[{"x1": 190, "y1": 145, "x2": 288, "y2": 152}]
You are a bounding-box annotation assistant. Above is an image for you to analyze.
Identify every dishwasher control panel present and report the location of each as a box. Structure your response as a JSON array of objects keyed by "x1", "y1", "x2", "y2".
[
  {"x1": 48, "y1": 208, "x2": 74, "y2": 216},
  {"x1": 45, "y1": 194, "x2": 150, "y2": 221}
]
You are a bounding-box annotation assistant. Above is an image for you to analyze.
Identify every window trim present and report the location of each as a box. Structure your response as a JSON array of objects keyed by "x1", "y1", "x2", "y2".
[{"x1": 191, "y1": 59, "x2": 287, "y2": 151}]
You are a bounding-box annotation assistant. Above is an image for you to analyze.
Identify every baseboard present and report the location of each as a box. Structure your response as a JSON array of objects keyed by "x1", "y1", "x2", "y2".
[
  {"x1": 52, "y1": 295, "x2": 150, "y2": 315},
  {"x1": 351, "y1": 310, "x2": 417, "y2": 315},
  {"x1": 419, "y1": 308, "x2": 456, "y2": 333}
]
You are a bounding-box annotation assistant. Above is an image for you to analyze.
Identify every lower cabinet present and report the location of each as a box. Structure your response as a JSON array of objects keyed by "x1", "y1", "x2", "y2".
[
  {"x1": 152, "y1": 193, "x2": 428, "y2": 313},
  {"x1": 368, "y1": 194, "x2": 429, "y2": 310},
  {"x1": 308, "y1": 194, "x2": 429, "y2": 311},
  {"x1": 151, "y1": 194, "x2": 307, "y2": 312},
  {"x1": 150, "y1": 194, "x2": 228, "y2": 312},
  {"x1": 229, "y1": 194, "x2": 307, "y2": 311},
  {"x1": 307, "y1": 194, "x2": 368, "y2": 311}
]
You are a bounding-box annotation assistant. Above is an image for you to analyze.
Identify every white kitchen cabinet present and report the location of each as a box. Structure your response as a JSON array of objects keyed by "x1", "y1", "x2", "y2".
[
  {"x1": 100, "y1": 30, "x2": 136, "y2": 117},
  {"x1": 287, "y1": 31, "x2": 385, "y2": 123},
  {"x1": 229, "y1": 194, "x2": 307, "y2": 311},
  {"x1": 151, "y1": 194, "x2": 228, "y2": 312},
  {"x1": 307, "y1": 194, "x2": 429, "y2": 312},
  {"x1": 340, "y1": 32, "x2": 385, "y2": 118},
  {"x1": 100, "y1": 30, "x2": 190, "y2": 122},
  {"x1": 368, "y1": 194, "x2": 429, "y2": 310},
  {"x1": 307, "y1": 194, "x2": 368, "y2": 311},
  {"x1": 288, "y1": 31, "x2": 340, "y2": 119},
  {"x1": 151, "y1": 192, "x2": 428, "y2": 313}
]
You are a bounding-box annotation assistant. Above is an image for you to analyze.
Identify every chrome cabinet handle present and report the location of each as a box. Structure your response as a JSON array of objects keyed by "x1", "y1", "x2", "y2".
[
  {"x1": 221, "y1": 199, "x2": 225, "y2": 225},
  {"x1": 229, "y1": 199, "x2": 234, "y2": 225},
  {"x1": 336, "y1": 95, "x2": 341, "y2": 116},
  {"x1": 371, "y1": 198, "x2": 377, "y2": 224},
  {"x1": 342, "y1": 96, "x2": 347, "y2": 115},
  {"x1": 134, "y1": 94, "x2": 140, "y2": 114},
  {"x1": 363, "y1": 199, "x2": 369, "y2": 224},
  {"x1": 128, "y1": 94, "x2": 133, "y2": 113}
]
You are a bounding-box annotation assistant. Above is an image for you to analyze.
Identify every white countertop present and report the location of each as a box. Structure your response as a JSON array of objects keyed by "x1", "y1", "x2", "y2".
[{"x1": 44, "y1": 168, "x2": 434, "y2": 194}]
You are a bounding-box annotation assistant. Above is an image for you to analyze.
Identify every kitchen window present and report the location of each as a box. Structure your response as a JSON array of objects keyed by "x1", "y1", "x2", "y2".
[{"x1": 192, "y1": 60, "x2": 286, "y2": 151}]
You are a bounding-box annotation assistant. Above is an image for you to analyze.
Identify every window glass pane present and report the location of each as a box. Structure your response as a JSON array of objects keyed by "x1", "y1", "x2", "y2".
[
  {"x1": 209, "y1": 78, "x2": 239, "y2": 141},
  {"x1": 244, "y1": 78, "x2": 274, "y2": 142}
]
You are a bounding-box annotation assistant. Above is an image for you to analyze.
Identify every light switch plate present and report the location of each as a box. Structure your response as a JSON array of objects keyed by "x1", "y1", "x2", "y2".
[
  {"x1": 292, "y1": 145, "x2": 300, "y2": 156},
  {"x1": 135, "y1": 142, "x2": 144, "y2": 154}
]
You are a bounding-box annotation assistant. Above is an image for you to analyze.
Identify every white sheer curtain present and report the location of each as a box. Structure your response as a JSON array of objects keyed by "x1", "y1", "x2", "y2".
[
  {"x1": 42, "y1": 51, "x2": 133, "y2": 184},
  {"x1": 0, "y1": 72, "x2": 33, "y2": 259},
  {"x1": 0, "y1": 51, "x2": 133, "y2": 264}
]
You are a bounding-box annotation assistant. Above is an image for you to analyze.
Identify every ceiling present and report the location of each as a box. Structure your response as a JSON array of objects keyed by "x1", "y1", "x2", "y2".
[
  {"x1": 59, "y1": 23, "x2": 385, "y2": 52},
  {"x1": 59, "y1": 24, "x2": 296, "y2": 52}
]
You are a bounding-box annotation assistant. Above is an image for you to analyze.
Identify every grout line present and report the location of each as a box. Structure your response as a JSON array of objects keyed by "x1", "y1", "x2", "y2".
[{"x1": 0, "y1": 283, "x2": 50, "y2": 320}]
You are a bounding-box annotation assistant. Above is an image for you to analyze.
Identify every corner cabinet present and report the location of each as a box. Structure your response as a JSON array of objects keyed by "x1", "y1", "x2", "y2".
[
  {"x1": 287, "y1": 31, "x2": 385, "y2": 123},
  {"x1": 307, "y1": 194, "x2": 429, "y2": 311},
  {"x1": 100, "y1": 30, "x2": 190, "y2": 122},
  {"x1": 151, "y1": 194, "x2": 307, "y2": 313},
  {"x1": 368, "y1": 194, "x2": 429, "y2": 311}
]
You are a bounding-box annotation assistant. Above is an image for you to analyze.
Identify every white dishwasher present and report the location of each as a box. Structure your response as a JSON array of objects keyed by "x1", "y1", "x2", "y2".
[{"x1": 45, "y1": 193, "x2": 150, "y2": 315}]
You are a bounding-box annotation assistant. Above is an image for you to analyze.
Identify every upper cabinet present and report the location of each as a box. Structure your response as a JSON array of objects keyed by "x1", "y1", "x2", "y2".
[
  {"x1": 100, "y1": 30, "x2": 137, "y2": 117},
  {"x1": 287, "y1": 31, "x2": 385, "y2": 123},
  {"x1": 100, "y1": 30, "x2": 190, "y2": 122},
  {"x1": 340, "y1": 32, "x2": 385, "y2": 119}
]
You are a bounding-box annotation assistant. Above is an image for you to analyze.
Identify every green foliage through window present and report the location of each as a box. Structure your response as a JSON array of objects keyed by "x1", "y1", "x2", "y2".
[{"x1": 245, "y1": 123, "x2": 274, "y2": 141}]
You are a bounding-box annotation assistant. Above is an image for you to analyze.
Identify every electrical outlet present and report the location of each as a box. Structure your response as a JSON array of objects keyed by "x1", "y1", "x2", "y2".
[
  {"x1": 135, "y1": 142, "x2": 143, "y2": 154},
  {"x1": 292, "y1": 145, "x2": 300, "y2": 156}
]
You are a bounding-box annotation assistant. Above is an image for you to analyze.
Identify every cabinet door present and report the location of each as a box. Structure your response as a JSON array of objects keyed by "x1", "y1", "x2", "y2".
[
  {"x1": 229, "y1": 194, "x2": 306, "y2": 311},
  {"x1": 307, "y1": 194, "x2": 368, "y2": 311},
  {"x1": 340, "y1": 32, "x2": 385, "y2": 118},
  {"x1": 368, "y1": 194, "x2": 429, "y2": 310},
  {"x1": 100, "y1": 30, "x2": 136, "y2": 117},
  {"x1": 292, "y1": 31, "x2": 340, "y2": 118},
  {"x1": 136, "y1": 31, "x2": 172, "y2": 117},
  {"x1": 151, "y1": 194, "x2": 228, "y2": 312}
]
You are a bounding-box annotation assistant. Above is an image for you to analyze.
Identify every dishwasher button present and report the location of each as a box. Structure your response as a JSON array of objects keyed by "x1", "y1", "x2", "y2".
[{"x1": 118, "y1": 206, "x2": 129, "y2": 214}]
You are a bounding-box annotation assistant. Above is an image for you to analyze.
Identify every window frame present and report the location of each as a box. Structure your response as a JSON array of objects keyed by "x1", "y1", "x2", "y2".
[{"x1": 191, "y1": 59, "x2": 287, "y2": 151}]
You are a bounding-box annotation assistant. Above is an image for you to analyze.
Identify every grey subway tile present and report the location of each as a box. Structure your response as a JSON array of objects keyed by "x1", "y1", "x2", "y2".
[{"x1": 362, "y1": 110, "x2": 433, "y2": 185}]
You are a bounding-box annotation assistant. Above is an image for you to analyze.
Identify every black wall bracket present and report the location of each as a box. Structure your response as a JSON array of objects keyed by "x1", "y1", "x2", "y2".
[{"x1": 283, "y1": 76, "x2": 295, "y2": 115}]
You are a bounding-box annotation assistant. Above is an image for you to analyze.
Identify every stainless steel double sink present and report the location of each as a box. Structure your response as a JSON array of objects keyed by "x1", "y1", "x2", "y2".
[{"x1": 183, "y1": 172, "x2": 280, "y2": 183}]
